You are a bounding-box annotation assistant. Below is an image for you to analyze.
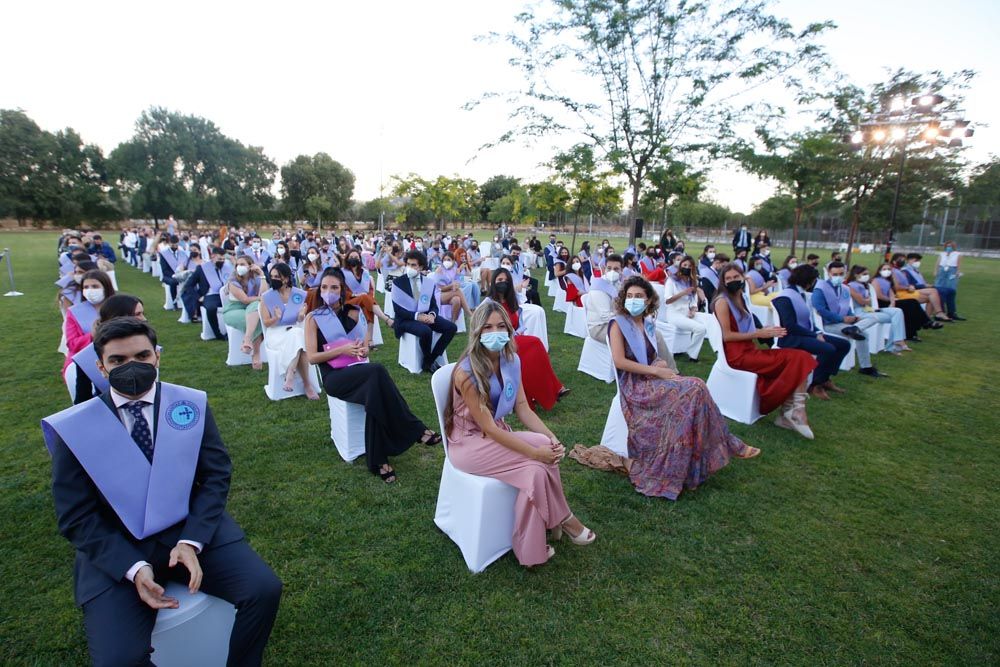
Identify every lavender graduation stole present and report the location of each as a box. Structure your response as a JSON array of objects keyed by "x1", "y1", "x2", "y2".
[
  {"x1": 263, "y1": 287, "x2": 307, "y2": 325},
  {"x1": 59, "y1": 253, "x2": 75, "y2": 275},
  {"x1": 564, "y1": 272, "x2": 588, "y2": 295},
  {"x1": 248, "y1": 249, "x2": 270, "y2": 267},
  {"x1": 848, "y1": 281, "x2": 869, "y2": 305},
  {"x1": 903, "y1": 265, "x2": 926, "y2": 287},
  {"x1": 71, "y1": 344, "x2": 111, "y2": 394},
  {"x1": 747, "y1": 270, "x2": 765, "y2": 289},
  {"x1": 777, "y1": 268, "x2": 791, "y2": 288},
  {"x1": 892, "y1": 267, "x2": 912, "y2": 288},
  {"x1": 69, "y1": 301, "x2": 99, "y2": 334},
  {"x1": 230, "y1": 275, "x2": 261, "y2": 298},
  {"x1": 703, "y1": 266, "x2": 720, "y2": 289},
  {"x1": 590, "y1": 277, "x2": 619, "y2": 300},
  {"x1": 392, "y1": 275, "x2": 437, "y2": 314},
  {"x1": 815, "y1": 280, "x2": 851, "y2": 318},
  {"x1": 343, "y1": 269, "x2": 371, "y2": 296},
  {"x1": 775, "y1": 287, "x2": 812, "y2": 331},
  {"x1": 734, "y1": 258, "x2": 747, "y2": 272},
  {"x1": 724, "y1": 292, "x2": 757, "y2": 334},
  {"x1": 55, "y1": 273, "x2": 74, "y2": 289},
  {"x1": 436, "y1": 266, "x2": 459, "y2": 287},
  {"x1": 639, "y1": 256, "x2": 656, "y2": 272},
  {"x1": 612, "y1": 314, "x2": 657, "y2": 366},
  {"x1": 874, "y1": 276, "x2": 893, "y2": 300},
  {"x1": 40, "y1": 383, "x2": 206, "y2": 540},
  {"x1": 204, "y1": 263, "x2": 232, "y2": 295},
  {"x1": 459, "y1": 353, "x2": 521, "y2": 421},
  {"x1": 161, "y1": 248, "x2": 188, "y2": 272}
]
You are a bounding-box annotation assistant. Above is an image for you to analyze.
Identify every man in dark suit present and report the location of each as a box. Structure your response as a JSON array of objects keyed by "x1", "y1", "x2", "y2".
[
  {"x1": 158, "y1": 235, "x2": 189, "y2": 306},
  {"x1": 186, "y1": 247, "x2": 230, "y2": 339},
  {"x1": 42, "y1": 318, "x2": 281, "y2": 666},
  {"x1": 509, "y1": 245, "x2": 541, "y2": 305},
  {"x1": 732, "y1": 223, "x2": 751, "y2": 255},
  {"x1": 391, "y1": 250, "x2": 457, "y2": 373}
]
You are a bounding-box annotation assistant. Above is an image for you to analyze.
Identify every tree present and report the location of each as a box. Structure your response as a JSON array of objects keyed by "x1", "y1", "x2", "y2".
[
  {"x1": 639, "y1": 155, "x2": 705, "y2": 233},
  {"x1": 961, "y1": 158, "x2": 1000, "y2": 207},
  {"x1": 478, "y1": 0, "x2": 833, "y2": 245},
  {"x1": 280, "y1": 153, "x2": 354, "y2": 225},
  {"x1": 551, "y1": 144, "x2": 624, "y2": 251},
  {"x1": 528, "y1": 180, "x2": 570, "y2": 226},
  {"x1": 479, "y1": 175, "x2": 521, "y2": 221},
  {"x1": 487, "y1": 185, "x2": 535, "y2": 225},
  {"x1": 669, "y1": 199, "x2": 732, "y2": 229},
  {"x1": 733, "y1": 130, "x2": 841, "y2": 254},
  {"x1": 392, "y1": 174, "x2": 479, "y2": 230},
  {"x1": 748, "y1": 194, "x2": 797, "y2": 231}
]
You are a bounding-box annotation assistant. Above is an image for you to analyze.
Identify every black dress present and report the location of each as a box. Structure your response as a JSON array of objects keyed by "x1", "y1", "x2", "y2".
[
  {"x1": 878, "y1": 298, "x2": 930, "y2": 339},
  {"x1": 315, "y1": 306, "x2": 427, "y2": 473}
]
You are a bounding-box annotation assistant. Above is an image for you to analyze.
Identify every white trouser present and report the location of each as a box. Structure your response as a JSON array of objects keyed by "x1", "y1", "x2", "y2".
[
  {"x1": 825, "y1": 317, "x2": 879, "y2": 368},
  {"x1": 664, "y1": 311, "x2": 710, "y2": 360}
]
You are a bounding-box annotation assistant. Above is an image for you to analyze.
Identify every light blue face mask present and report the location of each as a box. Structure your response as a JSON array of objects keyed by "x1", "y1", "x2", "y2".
[
  {"x1": 624, "y1": 297, "x2": 646, "y2": 316},
  {"x1": 829, "y1": 275, "x2": 844, "y2": 287},
  {"x1": 480, "y1": 331, "x2": 510, "y2": 352}
]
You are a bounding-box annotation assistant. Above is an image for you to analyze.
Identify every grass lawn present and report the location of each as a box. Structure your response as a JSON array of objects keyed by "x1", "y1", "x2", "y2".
[{"x1": 0, "y1": 231, "x2": 997, "y2": 666}]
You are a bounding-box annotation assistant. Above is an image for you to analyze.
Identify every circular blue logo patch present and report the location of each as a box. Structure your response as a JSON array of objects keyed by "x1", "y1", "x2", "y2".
[
  {"x1": 291, "y1": 293, "x2": 304, "y2": 304},
  {"x1": 166, "y1": 400, "x2": 200, "y2": 430},
  {"x1": 420, "y1": 294, "x2": 430, "y2": 303},
  {"x1": 504, "y1": 381, "x2": 515, "y2": 400}
]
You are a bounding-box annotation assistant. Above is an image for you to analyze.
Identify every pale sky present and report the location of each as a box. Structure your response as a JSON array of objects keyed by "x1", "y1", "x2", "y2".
[{"x1": 2, "y1": 0, "x2": 996, "y2": 215}]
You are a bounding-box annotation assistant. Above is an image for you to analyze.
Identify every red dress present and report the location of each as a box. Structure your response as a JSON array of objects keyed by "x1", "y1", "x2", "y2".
[
  {"x1": 503, "y1": 303, "x2": 564, "y2": 410},
  {"x1": 640, "y1": 265, "x2": 667, "y2": 284},
  {"x1": 721, "y1": 315, "x2": 816, "y2": 415},
  {"x1": 563, "y1": 280, "x2": 584, "y2": 307}
]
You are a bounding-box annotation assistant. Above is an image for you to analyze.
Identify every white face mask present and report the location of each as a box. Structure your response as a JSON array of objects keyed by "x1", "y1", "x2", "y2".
[
  {"x1": 604, "y1": 270, "x2": 620, "y2": 283},
  {"x1": 571, "y1": 262, "x2": 582, "y2": 271},
  {"x1": 236, "y1": 265, "x2": 250, "y2": 276},
  {"x1": 501, "y1": 263, "x2": 513, "y2": 271},
  {"x1": 442, "y1": 260, "x2": 454, "y2": 269},
  {"x1": 880, "y1": 269, "x2": 892, "y2": 278},
  {"x1": 83, "y1": 287, "x2": 104, "y2": 304},
  {"x1": 276, "y1": 247, "x2": 285, "y2": 256},
  {"x1": 911, "y1": 261, "x2": 921, "y2": 269},
  {"x1": 405, "y1": 266, "x2": 420, "y2": 279},
  {"x1": 308, "y1": 253, "x2": 318, "y2": 262},
  {"x1": 251, "y1": 242, "x2": 261, "y2": 250},
  {"x1": 762, "y1": 249, "x2": 770, "y2": 257},
  {"x1": 706, "y1": 252, "x2": 716, "y2": 261},
  {"x1": 788, "y1": 261, "x2": 798, "y2": 270},
  {"x1": 72, "y1": 274, "x2": 84, "y2": 284},
  {"x1": 416, "y1": 243, "x2": 424, "y2": 250},
  {"x1": 858, "y1": 274, "x2": 870, "y2": 283}
]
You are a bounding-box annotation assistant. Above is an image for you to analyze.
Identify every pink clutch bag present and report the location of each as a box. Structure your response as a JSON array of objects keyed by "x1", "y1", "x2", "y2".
[{"x1": 323, "y1": 342, "x2": 369, "y2": 369}]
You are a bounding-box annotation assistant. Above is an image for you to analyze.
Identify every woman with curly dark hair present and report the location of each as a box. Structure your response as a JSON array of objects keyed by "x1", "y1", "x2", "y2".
[{"x1": 608, "y1": 276, "x2": 759, "y2": 500}]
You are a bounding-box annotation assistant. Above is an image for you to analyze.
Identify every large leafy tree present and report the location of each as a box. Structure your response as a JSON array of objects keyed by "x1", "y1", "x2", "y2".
[
  {"x1": 479, "y1": 175, "x2": 522, "y2": 222},
  {"x1": 280, "y1": 153, "x2": 355, "y2": 226},
  {"x1": 487, "y1": 185, "x2": 535, "y2": 225},
  {"x1": 551, "y1": 144, "x2": 624, "y2": 250},
  {"x1": 639, "y1": 155, "x2": 705, "y2": 233},
  {"x1": 478, "y1": 0, "x2": 833, "y2": 245},
  {"x1": 528, "y1": 180, "x2": 570, "y2": 226},
  {"x1": 392, "y1": 174, "x2": 480, "y2": 230},
  {"x1": 961, "y1": 158, "x2": 1000, "y2": 207}
]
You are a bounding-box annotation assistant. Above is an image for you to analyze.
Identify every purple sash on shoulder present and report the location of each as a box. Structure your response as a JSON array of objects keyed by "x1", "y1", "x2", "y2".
[
  {"x1": 747, "y1": 270, "x2": 765, "y2": 289},
  {"x1": 40, "y1": 383, "x2": 205, "y2": 540},
  {"x1": 263, "y1": 287, "x2": 307, "y2": 325},
  {"x1": 777, "y1": 268, "x2": 791, "y2": 288},
  {"x1": 874, "y1": 277, "x2": 893, "y2": 300},
  {"x1": 612, "y1": 314, "x2": 657, "y2": 366},
  {"x1": 724, "y1": 292, "x2": 756, "y2": 334},
  {"x1": 69, "y1": 301, "x2": 99, "y2": 334},
  {"x1": 702, "y1": 266, "x2": 720, "y2": 289},
  {"x1": 902, "y1": 265, "x2": 927, "y2": 287},
  {"x1": 639, "y1": 256, "x2": 656, "y2": 272},
  {"x1": 459, "y1": 352, "x2": 521, "y2": 421},
  {"x1": 892, "y1": 267, "x2": 912, "y2": 288},
  {"x1": 72, "y1": 344, "x2": 111, "y2": 394},
  {"x1": 161, "y1": 249, "x2": 188, "y2": 272},
  {"x1": 775, "y1": 287, "x2": 812, "y2": 331},
  {"x1": 392, "y1": 275, "x2": 437, "y2": 314},
  {"x1": 590, "y1": 277, "x2": 619, "y2": 300},
  {"x1": 848, "y1": 281, "x2": 869, "y2": 305},
  {"x1": 55, "y1": 274, "x2": 74, "y2": 289},
  {"x1": 815, "y1": 280, "x2": 851, "y2": 318},
  {"x1": 343, "y1": 269, "x2": 371, "y2": 296},
  {"x1": 205, "y1": 264, "x2": 233, "y2": 295},
  {"x1": 248, "y1": 249, "x2": 271, "y2": 267},
  {"x1": 312, "y1": 306, "x2": 369, "y2": 368},
  {"x1": 564, "y1": 273, "x2": 588, "y2": 294},
  {"x1": 59, "y1": 253, "x2": 75, "y2": 275},
  {"x1": 436, "y1": 266, "x2": 459, "y2": 286}
]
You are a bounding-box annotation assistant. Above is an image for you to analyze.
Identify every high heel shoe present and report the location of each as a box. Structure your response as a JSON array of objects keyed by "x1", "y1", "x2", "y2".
[{"x1": 552, "y1": 514, "x2": 596, "y2": 545}]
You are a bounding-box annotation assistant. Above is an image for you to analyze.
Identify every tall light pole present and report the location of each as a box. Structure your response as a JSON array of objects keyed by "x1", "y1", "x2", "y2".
[{"x1": 847, "y1": 93, "x2": 972, "y2": 262}]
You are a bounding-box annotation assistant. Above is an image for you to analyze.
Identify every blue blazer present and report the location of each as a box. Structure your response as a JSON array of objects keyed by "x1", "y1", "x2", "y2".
[
  {"x1": 391, "y1": 276, "x2": 440, "y2": 337},
  {"x1": 772, "y1": 294, "x2": 819, "y2": 345},
  {"x1": 50, "y1": 385, "x2": 244, "y2": 605}
]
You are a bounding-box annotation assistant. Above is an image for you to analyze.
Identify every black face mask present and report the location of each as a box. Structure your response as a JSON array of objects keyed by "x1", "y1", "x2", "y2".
[
  {"x1": 214, "y1": 260, "x2": 225, "y2": 269},
  {"x1": 680, "y1": 267, "x2": 690, "y2": 275},
  {"x1": 347, "y1": 257, "x2": 360, "y2": 268},
  {"x1": 494, "y1": 281, "x2": 511, "y2": 294},
  {"x1": 107, "y1": 361, "x2": 158, "y2": 396},
  {"x1": 269, "y1": 278, "x2": 284, "y2": 290},
  {"x1": 725, "y1": 280, "x2": 744, "y2": 294}
]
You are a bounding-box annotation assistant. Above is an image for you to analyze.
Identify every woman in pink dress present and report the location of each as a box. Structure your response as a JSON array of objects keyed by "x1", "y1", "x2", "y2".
[{"x1": 445, "y1": 300, "x2": 595, "y2": 567}]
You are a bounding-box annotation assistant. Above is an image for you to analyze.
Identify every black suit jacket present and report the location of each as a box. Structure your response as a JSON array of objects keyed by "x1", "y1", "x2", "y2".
[
  {"x1": 391, "y1": 275, "x2": 439, "y2": 337},
  {"x1": 50, "y1": 385, "x2": 244, "y2": 605}
]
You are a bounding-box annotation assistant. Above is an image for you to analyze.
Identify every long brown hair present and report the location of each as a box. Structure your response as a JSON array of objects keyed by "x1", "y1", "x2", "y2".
[{"x1": 711, "y1": 262, "x2": 747, "y2": 315}]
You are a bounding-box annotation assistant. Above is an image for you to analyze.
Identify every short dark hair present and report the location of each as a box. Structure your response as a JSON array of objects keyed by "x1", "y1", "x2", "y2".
[
  {"x1": 404, "y1": 250, "x2": 427, "y2": 268},
  {"x1": 93, "y1": 317, "x2": 157, "y2": 362},
  {"x1": 806, "y1": 254, "x2": 820, "y2": 261},
  {"x1": 789, "y1": 264, "x2": 819, "y2": 289},
  {"x1": 169, "y1": 234, "x2": 179, "y2": 244},
  {"x1": 99, "y1": 294, "x2": 143, "y2": 321},
  {"x1": 75, "y1": 260, "x2": 98, "y2": 273},
  {"x1": 714, "y1": 253, "x2": 730, "y2": 264},
  {"x1": 605, "y1": 253, "x2": 624, "y2": 267},
  {"x1": 210, "y1": 246, "x2": 225, "y2": 257},
  {"x1": 828, "y1": 260, "x2": 846, "y2": 271},
  {"x1": 906, "y1": 252, "x2": 922, "y2": 260},
  {"x1": 92, "y1": 234, "x2": 102, "y2": 241}
]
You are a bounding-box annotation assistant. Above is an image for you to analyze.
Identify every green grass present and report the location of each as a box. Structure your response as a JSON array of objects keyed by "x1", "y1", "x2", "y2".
[{"x1": 0, "y1": 232, "x2": 998, "y2": 666}]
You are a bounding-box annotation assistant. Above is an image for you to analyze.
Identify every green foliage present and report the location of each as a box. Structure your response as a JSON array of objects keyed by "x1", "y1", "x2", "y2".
[
  {"x1": 280, "y1": 153, "x2": 355, "y2": 224},
  {"x1": 961, "y1": 158, "x2": 1000, "y2": 207},
  {"x1": 486, "y1": 185, "x2": 534, "y2": 225},
  {"x1": 527, "y1": 180, "x2": 570, "y2": 224},
  {"x1": 392, "y1": 174, "x2": 480, "y2": 229},
  {"x1": 669, "y1": 199, "x2": 733, "y2": 229},
  {"x1": 354, "y1": 197, "x2": 398, "y2": 224},
  {"x1": 479, "y1": 175, "x2": 522, "y2": 221},
  {"x1": 748, "y1": 194, "x2": 797, "y2": 230},
  {"x1": 639, "y1": 157, "x2": 706, "y2": 229}
]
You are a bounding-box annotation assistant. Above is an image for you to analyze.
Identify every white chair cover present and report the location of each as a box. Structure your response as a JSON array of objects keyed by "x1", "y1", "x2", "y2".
[
  {"x1": 562, "y1": 303, "x2": 587, "y2": 338},
  {"x1": 704, "y1": 316, "x2": 762, "y2": 424},
  {"x1": 151, "y1": 582, "x2": 235, "y2": 667},
  {"x1": 518, "y1": 304, "x2": 548, "y2": 351},
  {"x1": 397, "y1": 332, "x2": 448, "y2": 375}
]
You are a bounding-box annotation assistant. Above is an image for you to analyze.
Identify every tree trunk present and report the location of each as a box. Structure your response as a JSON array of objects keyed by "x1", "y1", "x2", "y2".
[
  {"x1": 845, "y1": 202, "x2": 861, "y2": 267},
  {"x1": 792, "y1": 193, "x2": 803, "y2": 256},
  {"x1": 571, "y1": 208, "x2": 580, "y2": 255},
  {"x1": 628, "y1": 180, "x2": 641, "y2": 247}
]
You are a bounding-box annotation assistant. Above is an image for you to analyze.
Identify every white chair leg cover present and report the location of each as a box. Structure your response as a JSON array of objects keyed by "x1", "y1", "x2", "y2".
[
  {"x1": 371, "y1": 317, "x2": 384, "y2": 346},
  {"x1": 577, "y1": 335, "x2": 615, "y2": 383},
  {"x1": 552, "y1": 288, "x2": 569, "y2": 314},
  {"x1": 151, "y1": 582, "x2": 235, "y2": 667},
  {"x1": 440, "y1": 303, "x2": 467, "y2": 334},
  {"x1": 142, "y1": 254, "x2": 152, "y2": 273},
  {"x1": 107, "y1": 270, "x2": 118, "y2": 290},
  {"x1": 58, "y1": 329, "x2": 69, "y2": 356},
  {"x1": 178, "y1": 307, "x2": 191, "y2": 324},
  {"x1": 599, "y1": 393, "x2": 629, "y2": 457},
  {"x1": 546, "y1": 277, "x2": 559, "y2": 298},
  {"x1": 163, "y1": 284, "x2": 176, "y2": 310},
  {"x1": 704, "y1": 318, "x2": 762, "y2": 424},
  {"x1": 397, "y1": 332, "x2": 447, "y2": 374},
  {"x1": 224, "y1": 326, "x2": 253, "y2": 366},
  {"x1": 431, "y1": 364, "x2": 518, "y2": 572},
  {"x1": 519, "y1": 304, "x2": 548, "y2": 351},
  {"x1": 376, "y1": 271, "x2": 386, "y2": 294},
  {"x1": 654, "y1": 320, "x2": 693, "y2": 356},
  {"x1": 151, "y1": 260, "x2": 162, "y2": 279},
  {"x1": 327, "y1": 394, "x2": 366, "y2": 462},
  {"x1": 263, "y1": 350, "x2": 320, "y2": 400},
  {"x1": 383, "y1": 291, "x2": 395, "y2": 319},
  {"x1": 64, "y1": 363, "x2": 77, "y2": 403},
  {"x1": 200, "y1": 307, "x2": 219, "y2": 341},
  {"x1": 562, "y1": 304, "x2": 587, "y2": 338}
]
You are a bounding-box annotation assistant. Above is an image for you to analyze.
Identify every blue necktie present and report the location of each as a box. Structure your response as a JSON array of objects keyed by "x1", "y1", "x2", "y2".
[{"x1": 125, "y1": 402, "x2": 155, "y2": 462}]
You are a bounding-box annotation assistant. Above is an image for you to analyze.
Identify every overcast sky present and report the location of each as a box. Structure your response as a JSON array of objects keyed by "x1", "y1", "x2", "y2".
[{"x1": 2, "y1": 0, "x2": 996, "y2": 214}]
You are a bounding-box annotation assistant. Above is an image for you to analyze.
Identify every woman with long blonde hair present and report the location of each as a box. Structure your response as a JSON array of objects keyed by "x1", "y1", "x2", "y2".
[{"x1": 445, "y1": 301, "x2": 594, "y2": 567}]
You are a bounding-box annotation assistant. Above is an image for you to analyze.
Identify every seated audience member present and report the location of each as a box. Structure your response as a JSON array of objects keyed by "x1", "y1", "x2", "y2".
[
  {"x1": 638, "y1": 246, "x2": 667, "y2": 284},
  {"x1": 304, "y1": 268, "x2": 441, "y2": 483},
  {"x1": 433, "y1": 251, "x2": 475, "y2": 323},
  {"x1": 754, "y1": 242, "x2": 776, "y2": 277},
  {"x1": 391, "y1": 250, "x2": 457, "y2": 373},
  {"x1": 244, "y1": 234, "x2": 272, "y2": 271},
  {"x1": 899, "y1": 252, "x2": 956, "y2": 322},
  {"x1": 299, "y1": 247, "x2": 324, "y2": 288},
  {"x1": 185, "y1": 247, "x2": 233, "y2": 337},
  {"x1": 87, "y1": 234, "x2": 117, "y2": 264},
  {"x1": 805, "y1": 253, "x2": 820, "y2": 269},
  {"x1": 57, "y1": 260, "x2": 98, "y2": 311},
  {"x1": 586, "y1": 254, "x2": 625, "y2": 343},
  {"x1": 69, "y1": 294, "x2": 147, "y2": 404},
  {"x1": 713, "y1": 265, "x2": 817, "y2": 438},
  {"x1": 935, "y1": 241, "x2": 964, "y2": 320},
  {"x1": 64, "y1": 269, "x2": 116, "y2": 366},
  {"x1": 223, "y1": 256, "x2": 265, "y2": 368},
  {"x1": 771, "y1": 264, "x2": 850, "y2": 400},
  {"x1": 42, "y1": 318, "x2": 282, "y2": 666},
  {"x1": 699, "y1": 253, "x2": 727, "y2": 306},
  {"x1": 158, "y1": 235, "x2": 189, "y2": 305},
  {"x1": 342, "y1": 248, "x2": 395, "y2": 345},
  {"x1": 509, "y1": 245, "x2": 541, "y2": 305},
  {"x1": 845, "y1": 265, "x2": 910, "y2": 354},
  {"x1": 559, "y1": 253, "x2": 590, "y2": 308},
  {"x1": 378, "y1": 241, "x2": 405, "y2": 291},
  {"x1": 873, "y1": 261, "x2": 935, "y2": 339},
  {"x1": 747, "y1": 255, "x2": 778, "y2": 306},
  {"x1": 609, "y1": 276, "x2": 760, "y2": 499},
  {"x1": 699, "y1": 245, "x2": 717, "y2": 270},
  {"x1": 732, "y1": 248, "x2": 750, "y2": 273},
  {"x1": 662, "y1": 255, "x2": 712, "y2": 362},
  {"x1": 260, "y1": 263, "x2": 317, "y2": 399},
  {"x1": 813, "y1": 261, "x2": 887, "y2": 379},
  {"x1": 776, "y1": 255, "x2": 798, "y2": 289},
  {"x1": 888, "y1": 252, "x2": 945, "y2": 321},
  {"x1": 487, "y1": 268, "x2": 570, "y2": 410},
  {"x1": 272, "y1": 240, "x2": 297, "y2": 278},
  {"x1": 445, "y1": 301, "x2": 595, "y2": 567}
]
